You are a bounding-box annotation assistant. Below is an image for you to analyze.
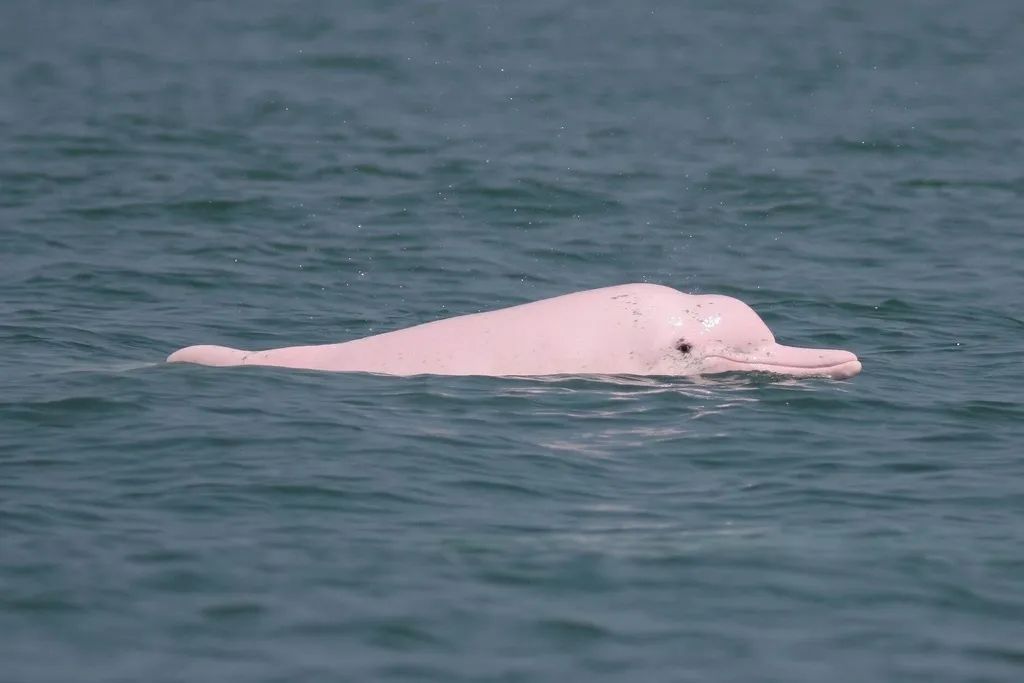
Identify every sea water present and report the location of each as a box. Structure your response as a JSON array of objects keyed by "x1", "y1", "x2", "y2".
[{"x1": 2, "y1": 1, "x2": 1023, "y2": 681}]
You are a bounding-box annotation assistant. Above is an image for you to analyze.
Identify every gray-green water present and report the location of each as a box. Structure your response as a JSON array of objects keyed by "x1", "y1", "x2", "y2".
[{"x1": 3, "y1": 1, "x2": 1024, "y2": 681}]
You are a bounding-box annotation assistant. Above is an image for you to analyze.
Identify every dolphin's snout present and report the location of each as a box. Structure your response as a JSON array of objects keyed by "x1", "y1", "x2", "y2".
[
  {"x1": 705, "y1": 343, "x2": 861, "y2": 379},
  {"x1": 822, "y1": 354, "x2": 862, "y2": 379}
]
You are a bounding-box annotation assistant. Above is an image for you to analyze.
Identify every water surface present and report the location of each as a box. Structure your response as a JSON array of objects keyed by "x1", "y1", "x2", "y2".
[{"x1": 3, "y1": 1, "x2": 1024, "y2": 681}]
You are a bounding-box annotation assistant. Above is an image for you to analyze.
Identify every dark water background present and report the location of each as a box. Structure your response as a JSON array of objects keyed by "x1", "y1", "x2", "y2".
[{"x1": 3, "y1": 1, "x2": 1024, "y2": 681}]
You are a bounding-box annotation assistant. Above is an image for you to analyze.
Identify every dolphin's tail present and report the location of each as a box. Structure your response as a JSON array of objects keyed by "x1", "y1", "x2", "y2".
[{"x1": 167, "y1": 345, "x2": 250, "y2": 367}]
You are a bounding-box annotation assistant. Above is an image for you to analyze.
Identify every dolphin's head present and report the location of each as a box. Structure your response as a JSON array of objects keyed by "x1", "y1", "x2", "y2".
[{"x1": 662, "y1": 294, "x2": 861, "y2": 379}]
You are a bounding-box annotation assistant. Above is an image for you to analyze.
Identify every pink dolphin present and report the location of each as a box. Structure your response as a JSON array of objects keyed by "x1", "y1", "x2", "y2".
[{"x1": 167, "y1": 284, "x2": 861, "y2": 379}]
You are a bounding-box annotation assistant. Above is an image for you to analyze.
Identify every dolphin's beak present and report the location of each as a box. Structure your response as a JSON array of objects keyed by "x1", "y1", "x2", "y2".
[{"x1": 704, "y1": 343, "x2": 862, "y2": 379}]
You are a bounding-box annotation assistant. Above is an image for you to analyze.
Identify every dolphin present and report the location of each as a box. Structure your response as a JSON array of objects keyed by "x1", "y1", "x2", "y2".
[{"x1": 167, "y1": 284, "x2": 861, "y2": 379}]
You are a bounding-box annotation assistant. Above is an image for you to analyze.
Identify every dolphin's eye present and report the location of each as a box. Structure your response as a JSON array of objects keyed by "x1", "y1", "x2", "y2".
[{"x1": 676, "y1": 340, "x2": 692, "y2": 355}]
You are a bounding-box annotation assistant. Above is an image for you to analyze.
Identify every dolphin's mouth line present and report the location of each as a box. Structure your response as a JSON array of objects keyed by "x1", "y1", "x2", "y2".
[
  {"x1": 706, "y1": 354, "x2": 856, "y2": 371},
  {"x1": 703, "y1": 348, "x2": 862, "y2": 379}
]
